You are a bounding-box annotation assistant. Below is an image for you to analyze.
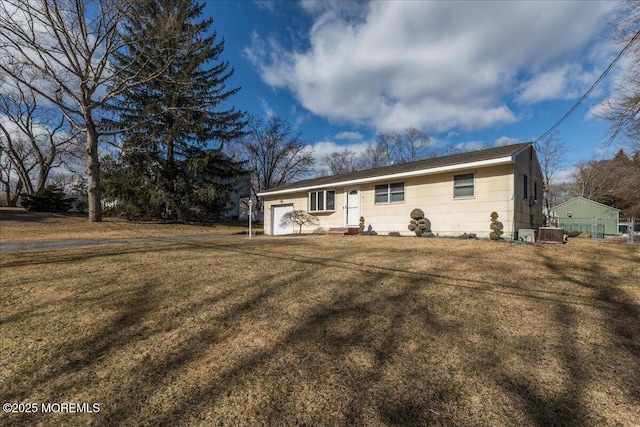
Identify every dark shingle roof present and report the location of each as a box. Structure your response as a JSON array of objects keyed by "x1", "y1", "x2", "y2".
[{"x1": 260, "y1": 142, "x2": 531, "y2": 195}]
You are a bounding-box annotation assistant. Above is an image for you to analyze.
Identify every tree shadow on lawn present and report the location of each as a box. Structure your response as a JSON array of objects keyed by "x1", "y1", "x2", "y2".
[
  {"x1": 2, "y1": 239, "x2": 639, "y2": 426},
  {"x1": 2, "y1": 243, "x2": 469, "y2": 426},
  {"x1": 492, "y1": 245, "x2": 640, "y2": 427}
]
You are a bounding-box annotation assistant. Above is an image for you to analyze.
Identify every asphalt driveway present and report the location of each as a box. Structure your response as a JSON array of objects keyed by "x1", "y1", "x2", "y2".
[{"x1": 0, "y1": 233, "x2": 251, "y2": 254}]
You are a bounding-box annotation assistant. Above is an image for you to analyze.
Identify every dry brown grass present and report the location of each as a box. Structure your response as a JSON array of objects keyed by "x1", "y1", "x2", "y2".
[
  {"x1": 1, "y1": 233, "x2": 639, "y2": 426},
  {"x1": 0, "y1": 208, "x2": 258, "y2": 242}
]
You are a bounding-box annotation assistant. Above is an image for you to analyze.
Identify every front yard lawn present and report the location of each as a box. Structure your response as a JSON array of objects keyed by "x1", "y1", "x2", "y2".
[{"x1": 1, "y1": 236, "x2": 639, "y2": 426}]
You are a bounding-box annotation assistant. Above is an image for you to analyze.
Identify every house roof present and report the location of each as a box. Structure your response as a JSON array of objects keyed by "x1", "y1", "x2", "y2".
[
  {"x1": 258, "y1": 142, "x2": 532, "y2": 197},
  {"x1": 551, "y1": 196, "x2": 621, "y2": 212}
]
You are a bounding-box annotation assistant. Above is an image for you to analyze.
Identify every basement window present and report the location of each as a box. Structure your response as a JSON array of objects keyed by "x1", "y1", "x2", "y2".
[
  {"x1": 308, "y1": 190, "x2": 335, "y2": 212},
  {"x1": 453, "y1": 173, "x2": 474, "y2": 199}
]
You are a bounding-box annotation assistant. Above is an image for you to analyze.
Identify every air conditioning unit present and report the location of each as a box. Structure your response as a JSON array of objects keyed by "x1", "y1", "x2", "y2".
[
  {"x1": 538, "y1": 227, "x2": 564, "y2": 243},
  {"x1": 518, "y1": 228, "x2": 536, "y2": 243}
]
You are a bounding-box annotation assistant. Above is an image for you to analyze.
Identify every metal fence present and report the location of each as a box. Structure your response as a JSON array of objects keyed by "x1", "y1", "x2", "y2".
[{"x1": 558, "y1": 217, "x2": 607, "y2": 238}]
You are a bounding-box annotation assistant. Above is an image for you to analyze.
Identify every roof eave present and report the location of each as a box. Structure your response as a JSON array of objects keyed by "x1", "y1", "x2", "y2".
[{"x1": 258, "y1": 155, "x2": 514, "y2": 197}]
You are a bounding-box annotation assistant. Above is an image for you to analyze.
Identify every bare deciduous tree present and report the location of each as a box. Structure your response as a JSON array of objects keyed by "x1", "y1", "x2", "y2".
[
  {"x1": 535, "y1": 133, "x2": 567, "y2": 225},
  {"x1": 0, "y1": 153, "x2": 22, "y2": 205},
  {"x1": 359, "y1": 142, "x2": 387, "y2": 169},
  {"x1": 232, "y1": 115, "x2": 314, "y2": 211},
  {"x1": 279, "y1": 209, "x2": 319, "y2": 234},
  {"x1": 572, "y1": 150, "x2": 640, "y2": 217},
  {"x1": 0, "y1": 0, "x2": 169, "y2": 221},
  {"x1": 375, "y1": 127, "x2": 432, "y2": 164},
  {"x1": 0, "y1": 76, "x2": 79, "y2": 196},
  {"x1": 599, "y1": 1, "x2": 640, "y2": 153},
  {"x1": 320, "y1": 149, "x2": 361, "y2": 176}
]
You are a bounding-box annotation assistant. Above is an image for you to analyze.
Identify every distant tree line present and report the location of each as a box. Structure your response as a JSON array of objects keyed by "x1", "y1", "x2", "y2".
[{"x1": 548, "y1": 150, "x2": 640, "y2": 218}]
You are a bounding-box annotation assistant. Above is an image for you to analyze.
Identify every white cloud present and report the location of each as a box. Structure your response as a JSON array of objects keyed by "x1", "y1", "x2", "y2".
[
  {"x1": 307, "y1": 140, "x2": 371, "y2": 161},
  {"x1": 246, "y1": 1, "x2": 615, "y2": 134},
  {"x1": 259, "y1": 97, "x2": 275, "y2": 118},
  {"x1": 494, "y1": 136, "x2": 522, "y2": 147},
  {"x1": 306, "y1": 140, "x2": 373, "y2": 174},
  {"x1": 454, "y1": 141, "x2": 487, "y2": 153},
  {"x1": 335, "y1": 131, "x2": 363, "y2": 140},
  {"x1": 517, "y1": 63, "x2": 603, "y2": 104},
  {"x1": 554, "y1": 167, "x2": 576, "y2": 183}
]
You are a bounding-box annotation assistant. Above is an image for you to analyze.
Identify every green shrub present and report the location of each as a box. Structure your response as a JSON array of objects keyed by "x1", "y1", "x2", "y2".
[
  {"x1": 20, "y1": 185, "x2": 76, "y2": 212},
  {"x1": 408, "y1": 223, "x2": 417, "y2": 231},
  {"x1": 490, "y1": 211, "x2": 504, "y2": 240},
  {"x1": 359, "y1": 216, "x2": 365, "y2": 234}
]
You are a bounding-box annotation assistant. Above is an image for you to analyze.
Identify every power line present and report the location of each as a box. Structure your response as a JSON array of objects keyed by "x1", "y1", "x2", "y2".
[{"x1": 534, "y1": 29, "x2": 640, "y2": 144}]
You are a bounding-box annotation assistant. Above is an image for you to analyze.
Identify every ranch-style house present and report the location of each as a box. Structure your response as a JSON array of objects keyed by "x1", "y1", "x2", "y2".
[{"x1": 258, "y1": 142, "x2": 544, "y2": 238}]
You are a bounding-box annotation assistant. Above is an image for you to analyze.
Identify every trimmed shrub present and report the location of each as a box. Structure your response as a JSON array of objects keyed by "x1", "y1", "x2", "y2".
[
  {"x1": 490, "y1": 211, "x2": 504, "y2": 240},
  {"x1": 408, "y1": 208, "x2": 432, "y2": 237},
  {"x1": 359, "y1": 216, "x2": 365, "y2": 234},
  {"x1": 410, "y1": 208, "x2": 425, "y2": 220}
]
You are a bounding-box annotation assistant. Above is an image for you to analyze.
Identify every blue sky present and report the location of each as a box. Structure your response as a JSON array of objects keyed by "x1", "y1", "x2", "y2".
[{"x1": 206, "y1": 0, "x2": 627, "y2": 180}]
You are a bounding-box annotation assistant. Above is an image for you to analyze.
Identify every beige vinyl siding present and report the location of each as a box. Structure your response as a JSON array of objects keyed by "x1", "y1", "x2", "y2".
[
  {"x1": 358, "y1": 164, "x2": 513, "y2": 237},
  {"x1": 262, "y1": 163, "x2": 518, "y2": 237},
  {"x1": 263, "y1": 191, "x2": 346, "y2": 235}
]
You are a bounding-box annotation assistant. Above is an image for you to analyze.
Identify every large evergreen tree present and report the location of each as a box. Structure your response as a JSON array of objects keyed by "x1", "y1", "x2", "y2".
[{"x1": 105, "y1": 0, "x2": 246, "y2": 219}]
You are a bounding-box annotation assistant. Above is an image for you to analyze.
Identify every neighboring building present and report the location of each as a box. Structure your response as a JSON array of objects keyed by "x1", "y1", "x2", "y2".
[
  {"x1": 258, "y1": 143, "x2": 544, "y2": 238},
  {"x1": 551, "y1": 196, "x2": 620, "y2": 237},
  {"x1": 222, "y1": 172, "x2": 251, "y2": 220}
]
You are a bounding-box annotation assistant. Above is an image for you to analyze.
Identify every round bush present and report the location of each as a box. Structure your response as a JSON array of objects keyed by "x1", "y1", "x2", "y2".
[
  {"x1": 417, "y1": 223, "x2": 427, "y2": 231},
  {"x1": 410, "y1": 208, "x2": 425, "y2": 220},
  {"x1": 417, "y1": 218, "x2": 426, "y2": 224},
  {"x1": 408, "y1": 223, "x2": 417, "y2": 231},
  {"x1": 410, "y1": 219, "x2": 417, "y2": 225}
]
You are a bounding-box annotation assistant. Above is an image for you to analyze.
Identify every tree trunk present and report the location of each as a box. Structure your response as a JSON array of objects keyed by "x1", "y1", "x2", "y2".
[
  {"x1": 86, "y1": 120, "x2": 102, "y2": 222},
  {"x1": 10, "y1": 180, "x2": 23, "y2": 207}
]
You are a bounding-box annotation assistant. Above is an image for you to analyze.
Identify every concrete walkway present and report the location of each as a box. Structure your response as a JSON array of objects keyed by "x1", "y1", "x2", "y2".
[{"x1": 0, "y1": 233, "x2": 251, "y2": 254}]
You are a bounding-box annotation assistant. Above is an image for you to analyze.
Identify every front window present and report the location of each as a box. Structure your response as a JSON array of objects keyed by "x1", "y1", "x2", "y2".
[
  {"x1": 375, "y1": 182, "x2": 405, "y2": 204},
  {"x1": 453, "y1": 173, "x2": 474, "y2": 198},
  {"x1": 308, "y1": 190, "x2": 336, "y2": 212}
]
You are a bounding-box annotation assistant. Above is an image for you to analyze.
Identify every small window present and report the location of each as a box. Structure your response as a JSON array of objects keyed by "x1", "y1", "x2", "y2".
[
  {"x1": 453, "y1": 173, "x2": 474, "y2": 198},
  {"x1": 523, "y1": 175, "x2": 528, "y2": 199},
  {"x1": 308, "y1": 190, "x2": 336, "y2": 212},
  {"x1": 374, "y1": 182, "x2": 405, "y2": 204},
  {"x1": 534, "y1": 182, "x2": 538, "y2": 202}
]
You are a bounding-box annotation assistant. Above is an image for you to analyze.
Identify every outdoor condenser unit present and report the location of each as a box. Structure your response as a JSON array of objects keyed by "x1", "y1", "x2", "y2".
[{"x1": 538, "y1": 227, "x2": 564, "y2": 243}]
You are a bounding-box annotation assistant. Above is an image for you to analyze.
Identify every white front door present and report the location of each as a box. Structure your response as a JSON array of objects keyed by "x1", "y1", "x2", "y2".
[
  {"x1": 272, "y1": 204, "x2": 293, "y2": 235},
  {"x1": 345, "y1": 187, "x2": 360, "y2": 226}
]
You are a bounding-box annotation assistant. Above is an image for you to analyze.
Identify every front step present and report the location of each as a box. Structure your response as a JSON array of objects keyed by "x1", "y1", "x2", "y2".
[{"x1": 327, "y1": 227, "x2": 359, "y2": 235}]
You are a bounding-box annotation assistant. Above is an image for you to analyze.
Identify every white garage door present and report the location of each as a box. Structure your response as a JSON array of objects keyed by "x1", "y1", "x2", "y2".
[{"x1": 272, "y1": 204, "x2": 294, "y2": 235}]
